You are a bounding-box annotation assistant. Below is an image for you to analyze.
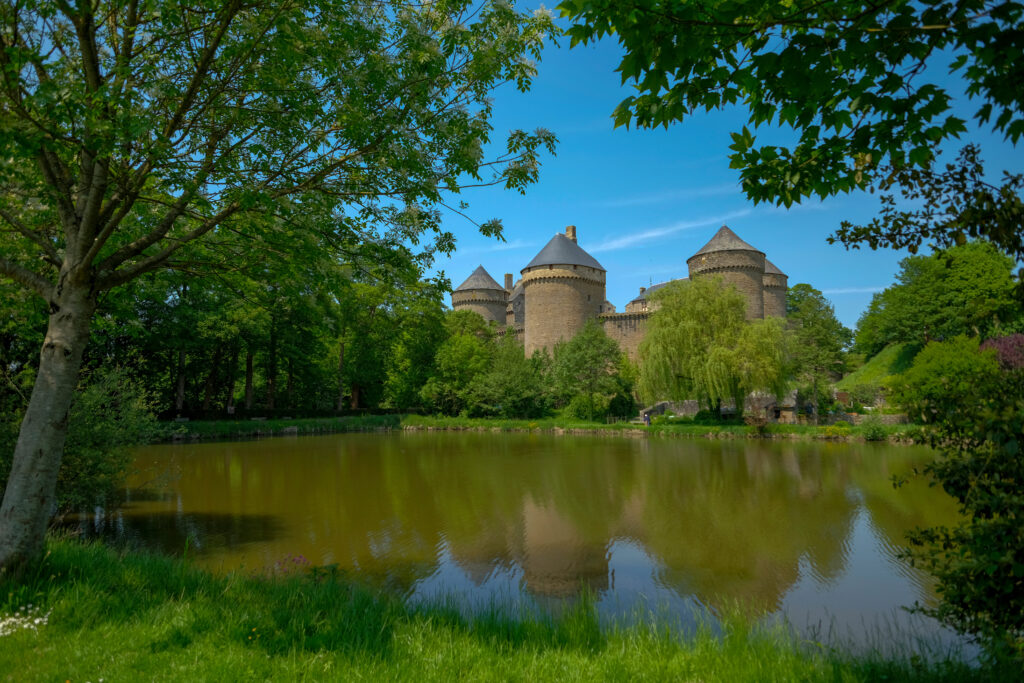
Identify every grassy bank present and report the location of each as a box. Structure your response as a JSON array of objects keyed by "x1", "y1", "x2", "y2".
[
  {"x1": 0, "y1": 538, "x2": 1006, "y2": 681},
  {"x1": 166, "y1": 414, "x2": 400, "y2": 440},
  {"x1": 401, "y1": 415, "x2": 920, "y2": 443},
  {"x1": 166, "y1": 413, "x2": 920, "y2": 444}
]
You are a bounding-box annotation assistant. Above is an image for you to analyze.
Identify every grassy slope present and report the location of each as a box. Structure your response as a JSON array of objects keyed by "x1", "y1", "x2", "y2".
[
  {"x1": 836, "y1": 343, "x2": 919, "y2": 391},
  {"x1": 0, "y1": 539, "x2": 1007, "y2": 682}
]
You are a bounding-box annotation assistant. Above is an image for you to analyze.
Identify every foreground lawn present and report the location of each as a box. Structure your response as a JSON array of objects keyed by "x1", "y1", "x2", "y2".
[{"x1": 0, "y1": 539, "x2": 1010, "y2": 681}]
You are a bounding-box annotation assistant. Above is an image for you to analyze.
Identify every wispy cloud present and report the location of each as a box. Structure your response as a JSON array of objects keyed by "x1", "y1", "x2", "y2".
[
  {"x1": 599, "y1": 183, "x2": 739, "y2": 208},
  {"x1": 820, "y1": 286, "x2": 886, "y2": 295},
  {"x1": 589, "y1": 210, "x2": 752, "y2": 254},
  {"x1": 459, "y1": 239, "x2": 536, "y2": 255}
]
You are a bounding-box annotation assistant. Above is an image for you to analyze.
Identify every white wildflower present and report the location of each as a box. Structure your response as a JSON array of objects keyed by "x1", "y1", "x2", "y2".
[{"x1": 0, "y1": 605, "x2": 50, "y2": 637}]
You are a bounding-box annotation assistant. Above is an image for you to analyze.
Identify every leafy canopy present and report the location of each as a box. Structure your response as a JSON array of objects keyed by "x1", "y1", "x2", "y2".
[
  {"x1": 560, "y1": 0, "x2": 1022, "y2": 207},
  {"x1": 638, "y1": 277, "x2": 786, "y2": 410},
  {"x1": 549, "y1": 319, "x2": 625, "y2": 420},
  {"x1": 854, "y1": 241, "x2": 1021, "y2": 357},
  {"x1": 786, "y1": 284, "x2": 852, "y2": 409},
  {"x1": 889, "y1": 335, "x2": 1024, "y2": 659},
  {"x1": 0, "y1": 0, "x2": 557, "y2": 300}
]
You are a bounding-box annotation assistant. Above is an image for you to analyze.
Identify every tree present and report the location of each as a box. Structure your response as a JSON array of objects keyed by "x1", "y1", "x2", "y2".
[
  {"x1": 0, "y1": 0, "x2": 556, "y2": 567},
  {"x1": 466, "y1": 330, "x2": 550, "y2": 419},
  {"x1": 638, "y1": 277, "x2": 786, "y2": 413},
  {"x1": 854, "y1": 241, "x2": 1021, "y2": 356},
  {"x1": 560, "y1": 0, "x2": 1024, "y2": 258},
  {"x1": 888, "y1": 336, "x2": 1024, "y2": 659},
  {"x1": 419, "y1": 311, "x2": 495, "y2": 416},
  {"x1": 787, "y1": 284, "x2": 853, "y2": 418},
  {"x1": 549, "y1": 319, "x2": 623, "y2": 421}
]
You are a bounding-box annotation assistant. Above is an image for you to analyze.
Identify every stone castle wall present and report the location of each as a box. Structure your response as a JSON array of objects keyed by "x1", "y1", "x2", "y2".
[
  {"x1": 451, "y1": 289, "x2": 507, "y2": 325},
  {"x1": 599, "y1": 312, "x2": 648, "y2": 362},
  {"x1": 762, "y1": 272, "x2": 788, "y2": 318},
  {"x1": 507, "y1": 292, "x2": 525, "y2": 327},
  {"x1": 687, "y1": 250, "x2": 766, "y2": 319},
  {"x1": 522, "y1": 264, "x2": 605, "y2": 356}
]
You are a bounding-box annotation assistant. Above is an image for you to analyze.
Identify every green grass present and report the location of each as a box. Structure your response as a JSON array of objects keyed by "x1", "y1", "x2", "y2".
[
  {"x1": 168, "y1": 414, "x2": 400, "y2": 440},
  {"x1": 0, "y1": 538, "x2": 1010, "y2": 681},
  {"x1": 836, "y1": 343, "x2": 920, "y2": 392},
  {"x1": 400, "y1": 414, "x2": 919, "y2": 443},
  {"x1": 165, "y1": 413, "x2": 921, "y2": 444}
]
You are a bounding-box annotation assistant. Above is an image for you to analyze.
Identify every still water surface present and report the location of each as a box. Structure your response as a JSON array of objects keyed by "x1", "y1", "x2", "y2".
[{"x1": 76, "y1": 432, "x2": 965, "y2": 649}]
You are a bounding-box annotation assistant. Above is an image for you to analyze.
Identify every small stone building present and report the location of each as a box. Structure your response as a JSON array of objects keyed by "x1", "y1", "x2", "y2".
[{"x1": 451, "y1": 224, "x2": 788, "y2": 359}]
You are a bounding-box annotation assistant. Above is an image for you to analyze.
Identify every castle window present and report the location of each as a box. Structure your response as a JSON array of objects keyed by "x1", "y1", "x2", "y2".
[{"x1": 588, "y1": 295, "x2": 591, "y2": 301}]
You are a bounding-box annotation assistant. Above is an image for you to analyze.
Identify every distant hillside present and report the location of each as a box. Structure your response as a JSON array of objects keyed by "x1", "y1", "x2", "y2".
[{"x1": 836, "y1": 343, "x2": 919, "y2": 391}]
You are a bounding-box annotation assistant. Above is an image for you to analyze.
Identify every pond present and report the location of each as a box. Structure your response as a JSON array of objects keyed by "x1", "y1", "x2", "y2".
[{"x1": 72, "y1": 431, "x2": 966, "y2": 652}]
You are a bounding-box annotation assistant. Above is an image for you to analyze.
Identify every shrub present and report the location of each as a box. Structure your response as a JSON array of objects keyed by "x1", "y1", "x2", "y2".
[
  {"x1": 607, "y1": 392, "x2": 636, "y2": 418},
  {"x1": 859, "y1": 415, "x2": 888, "y2": 441},
  {"x1": 1, "y1": 365, "x2": 161, "y2": 515},
  {"x1": 888, "y1": 336, "x2": 1001, "y2": 425},
  {"x1": 564, "y1": 394, "x2": 611, "y2": 421},
  {"x1": 891, "y1": 335, "x2": 1024, "y2": 661},
  {"x1": 822, "y1": 425, "x2": 850, "y2": 438}
]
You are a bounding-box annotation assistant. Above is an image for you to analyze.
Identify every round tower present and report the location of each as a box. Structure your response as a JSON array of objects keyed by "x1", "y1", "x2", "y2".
[
  {"x1": 686, "y1": 225, "x2": 766, "y2": 319},
  {"x1": 521, "y1": 226, "x2": 606, "y2": 355},
  {"x1": 762, "y1": 259, "x2": 789, "y2": 318},
  {"x1": 451, "y1": 265, "x2": 508, "y2": 325}
]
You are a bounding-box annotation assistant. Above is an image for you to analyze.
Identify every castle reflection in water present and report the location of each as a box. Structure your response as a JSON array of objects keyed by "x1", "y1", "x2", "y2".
[{"x1": 70, "y1": 432, "x2": 959, "y2": 619}]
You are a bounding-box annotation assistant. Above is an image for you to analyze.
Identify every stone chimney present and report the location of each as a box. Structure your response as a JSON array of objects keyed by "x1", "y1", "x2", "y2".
[
  {"x1": 504, "y1": 273, "x2": 513, "y2": 292},
  {"x1": 639, "y1": 286, "x2": 646, "y2": 294},
  {"x1": 565, "y1": 225, "x2": 577, "y2": 243}
]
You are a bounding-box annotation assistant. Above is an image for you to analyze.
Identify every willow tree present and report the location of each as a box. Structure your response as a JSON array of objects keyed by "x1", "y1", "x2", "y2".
[
  {"x1": 0, "y1": 0, "x2": 556, "y2": 567},
  {"x1": 637, "y1": 277, "x2": 786, "y2": 413}
]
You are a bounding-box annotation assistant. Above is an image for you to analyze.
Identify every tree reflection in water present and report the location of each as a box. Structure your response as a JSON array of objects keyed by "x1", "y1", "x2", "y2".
[{"x1": 75, "y1": 433, "x2": 959, "y2": 628}]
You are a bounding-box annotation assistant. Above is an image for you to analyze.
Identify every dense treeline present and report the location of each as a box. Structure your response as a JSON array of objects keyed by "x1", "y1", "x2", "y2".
[{"x1": 1, "y1": 258, "x2": 638, "y2": 425}]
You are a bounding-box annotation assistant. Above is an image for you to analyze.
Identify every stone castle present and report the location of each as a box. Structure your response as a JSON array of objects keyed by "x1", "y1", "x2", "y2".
[{"x1": 451, "y1": 225, "x2": 788, "y2": 359}]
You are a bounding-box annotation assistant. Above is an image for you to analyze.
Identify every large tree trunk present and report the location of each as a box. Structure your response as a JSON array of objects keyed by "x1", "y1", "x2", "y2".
[
  {"x1": 225, "y1": 344, "x2": 239, "y2": 412},
  {"x1": 201, "y1": 346, "x2": 224, "y2": 412},
  {"x1": 266, "y1": 321, "x2": 277, "y2": 410},
  {"x1": 174, "y1": 349, "x2": 186, "y2": 413},
  {"x1": 285, "y1": 358, "x2": 294, "y2": 409},
  {"x1": 244, "y1": 350, "x2": 254, "y2": 409},
  {"x1": 336, "y1": 340, "x2": 345, "y2": 412},
  {"x1": 0, "y1": 285, "x2": 96, "y2": 567}
]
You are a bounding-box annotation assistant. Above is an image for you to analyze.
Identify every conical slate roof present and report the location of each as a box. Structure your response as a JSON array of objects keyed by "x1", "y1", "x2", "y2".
[
  {"x1": 524, "y1": 233, "x2": 605, "y2": 271},
  {"x1": 690, "y1": 225, "x2": 764, "y2": 258},
  {"x1": 628, "y1": 279, "x2": 684, "y2": 305},
  {"x1": 764, "y1": 259, "x2": 786, "y2": 275},
  {"x1": 454, "y1": 265, "x2": 505, "y2": 292}
]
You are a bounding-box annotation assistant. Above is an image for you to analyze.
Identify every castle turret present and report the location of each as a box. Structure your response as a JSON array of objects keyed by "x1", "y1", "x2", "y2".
[
  {"x1": 451, "y1": 265, "x2": 508, "y2": 325},
  {"x1": 521, "y1": 226, "x2": 606, "y2": 355},
  {"x1": 762, "y1": 259, "x2": 789, "y2": 318},
  {"x1": 686, "y1": 226, "x2": 766, "y2": 319}
]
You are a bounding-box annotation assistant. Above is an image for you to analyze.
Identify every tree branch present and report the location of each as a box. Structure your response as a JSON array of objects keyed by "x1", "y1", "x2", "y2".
[
  {"x1": 98, "y1": 201, "x2": 243, "y2": 290},
  {"x1": 0, "y1": 257, "x2": 52, "y2": 298},
  {"x1": 0, "y1": 208, "x2": 60, "y2": 264}
]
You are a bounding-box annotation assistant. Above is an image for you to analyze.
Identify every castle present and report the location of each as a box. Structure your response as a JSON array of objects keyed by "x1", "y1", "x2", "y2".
[{"x1": 451, "y1": 225, "x2": 788, "y2": 359}]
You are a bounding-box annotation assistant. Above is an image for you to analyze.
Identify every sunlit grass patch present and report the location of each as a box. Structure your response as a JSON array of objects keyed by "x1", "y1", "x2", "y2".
[{"x1": 0, "y1": 537, "x2": 1016, "y2": 681}]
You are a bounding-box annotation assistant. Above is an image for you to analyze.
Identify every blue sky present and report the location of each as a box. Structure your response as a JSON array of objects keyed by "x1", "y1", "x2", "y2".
[{"x1": 431, "y1": 10, "x2": 1022, "y2": 330}]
